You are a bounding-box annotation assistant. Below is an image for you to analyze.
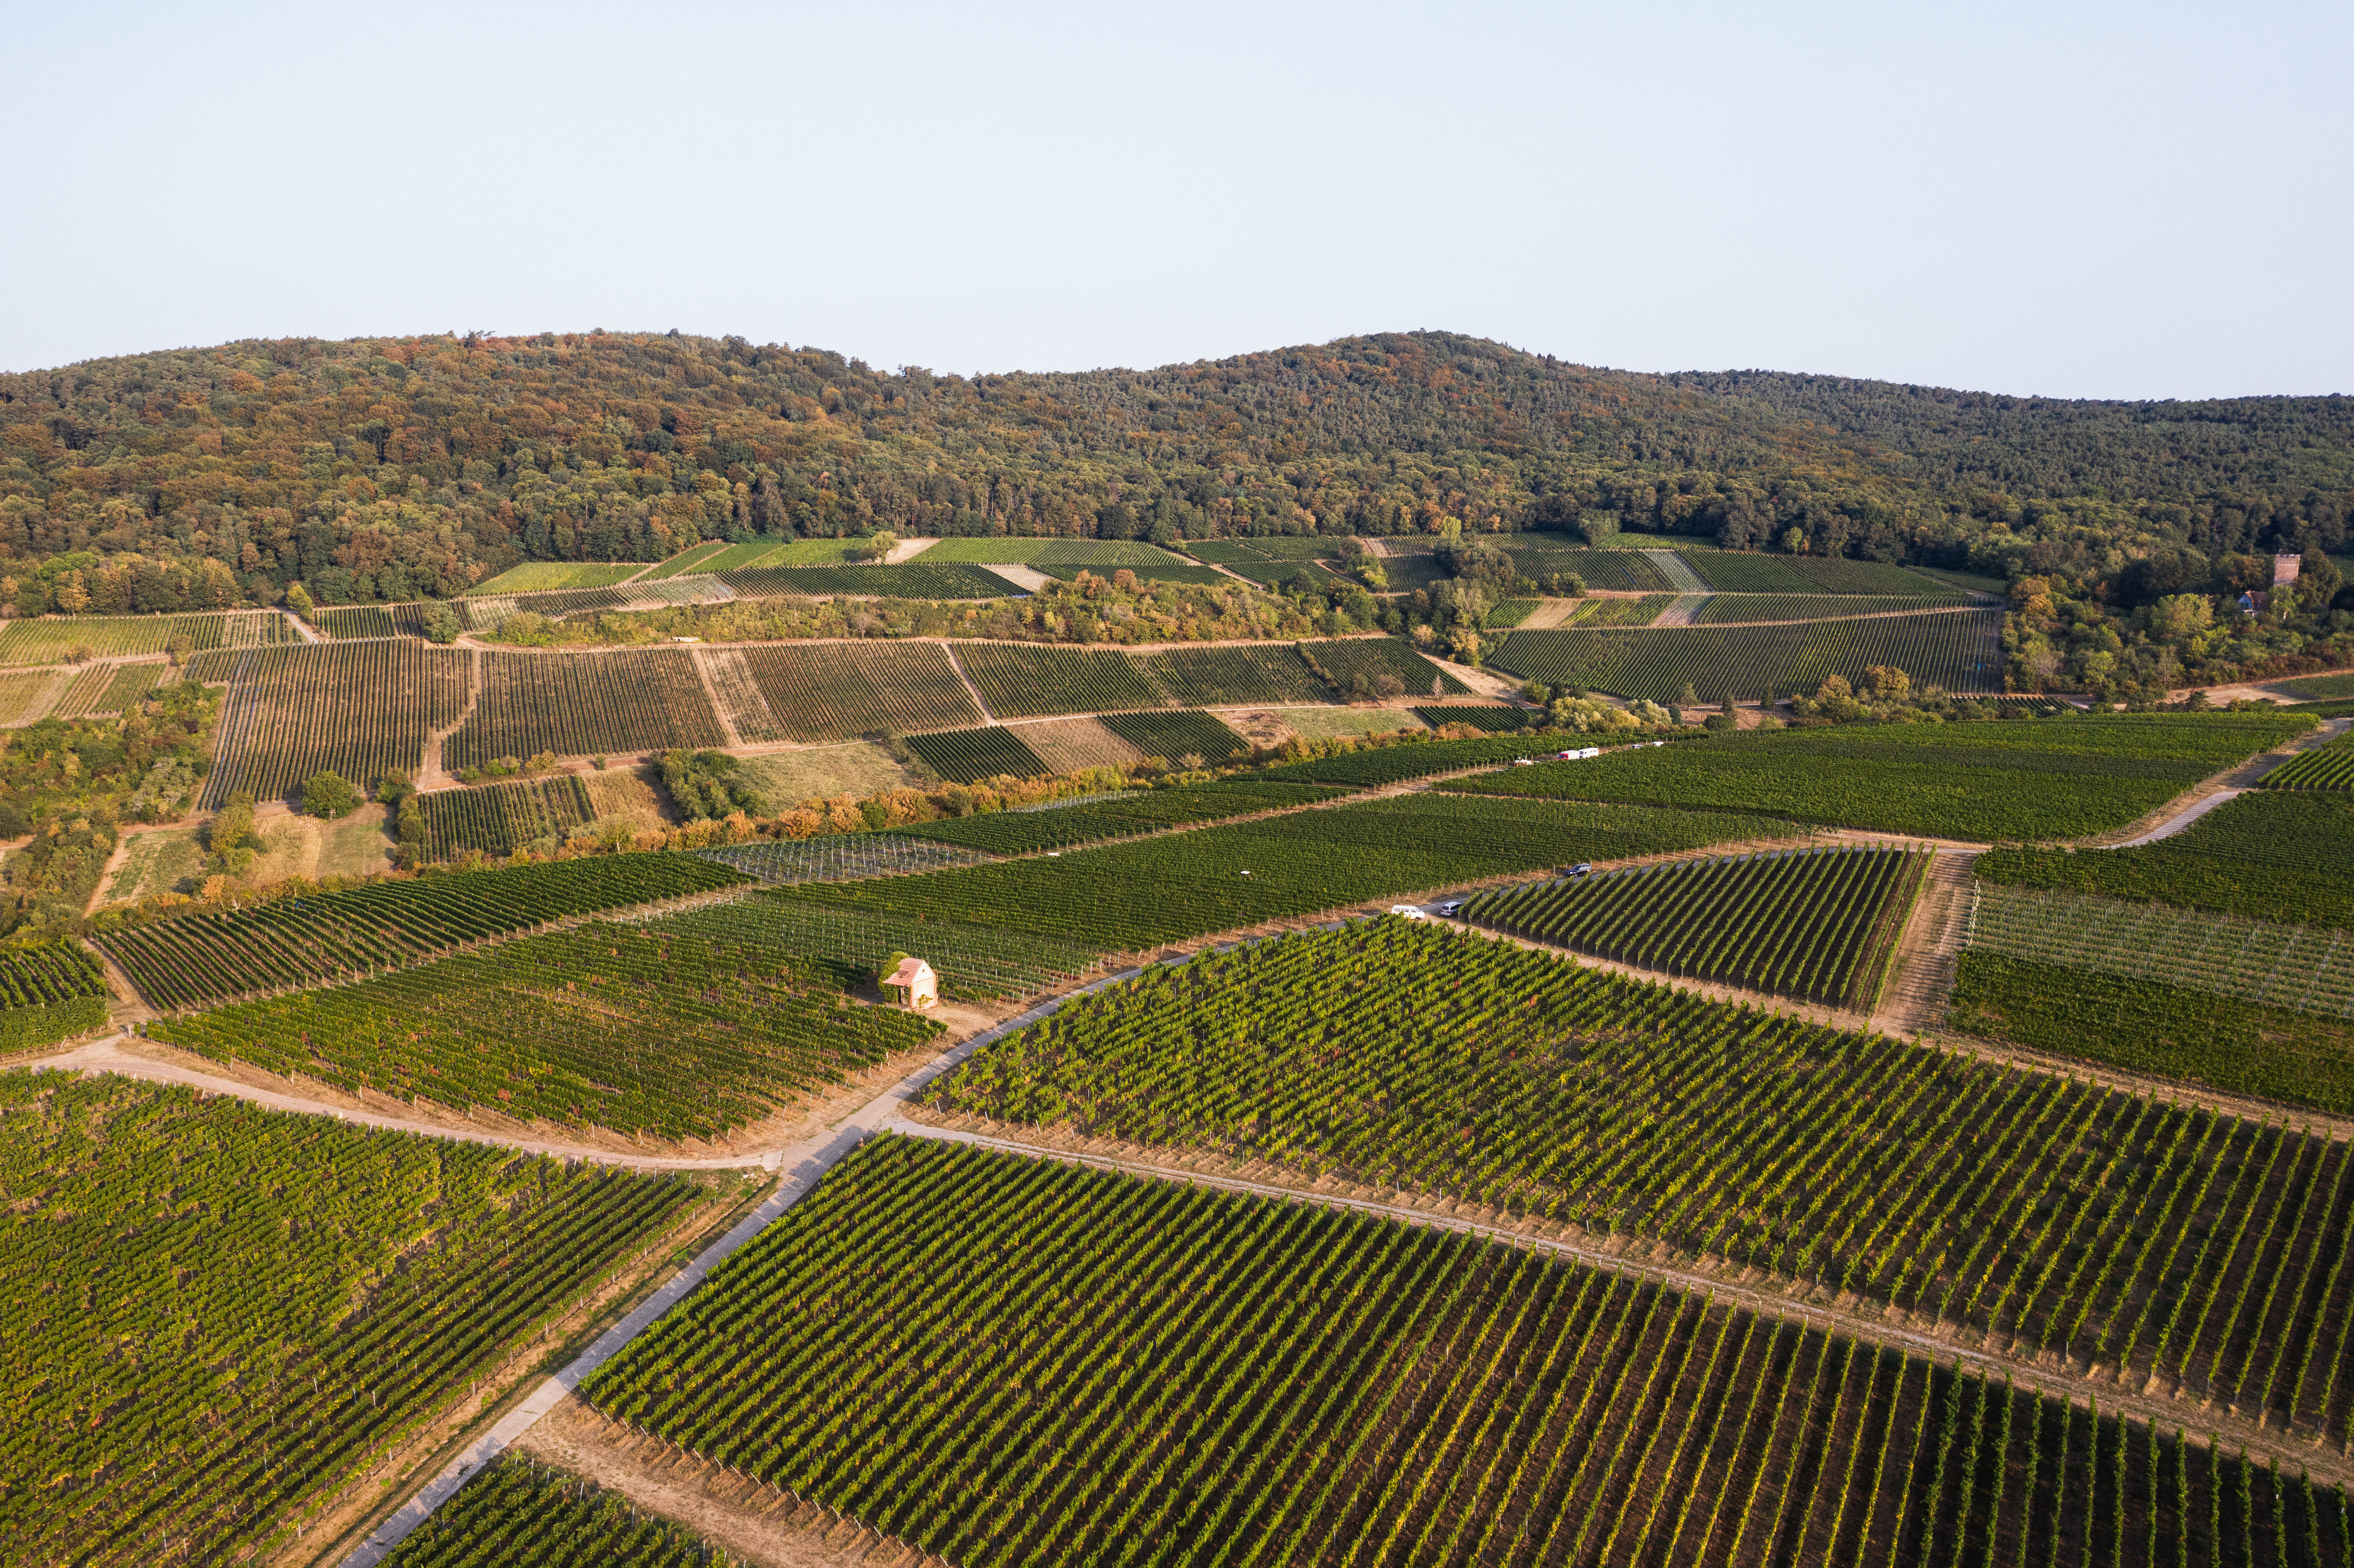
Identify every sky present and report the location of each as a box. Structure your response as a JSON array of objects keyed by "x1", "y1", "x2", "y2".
[{"x1": 6, "y1": 0, "x2": 2348, "y2": 399}]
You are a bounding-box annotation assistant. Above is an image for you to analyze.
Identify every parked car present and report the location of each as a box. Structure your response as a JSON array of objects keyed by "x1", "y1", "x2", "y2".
[
  {"x1": 1511, "y1": 757, "x2": 1535, "y2": 766},
  {"x1": 1437, "y1": 900, "x2": 1462, "y2": 917},
  {"x1": 1568, "y1": 863, "x2": 1592, "y2": 877},
  {"x1": 1389, "y1": 905, "x2": 1430, "y2": 920}
]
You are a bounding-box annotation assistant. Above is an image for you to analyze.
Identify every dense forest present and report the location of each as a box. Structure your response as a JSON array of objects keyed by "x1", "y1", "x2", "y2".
[{"x1": 0, "y1": 329, "x2": 2347, "y2": 616}]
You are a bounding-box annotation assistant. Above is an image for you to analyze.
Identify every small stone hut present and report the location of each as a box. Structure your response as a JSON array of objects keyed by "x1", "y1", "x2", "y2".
[{"x1": 882, "y1": 956, "x2": 939, "y2": 1010}]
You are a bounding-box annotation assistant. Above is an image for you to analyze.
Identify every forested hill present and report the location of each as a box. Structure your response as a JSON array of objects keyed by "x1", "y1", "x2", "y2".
[{"x1": 0, "y1": 328, "x2": 2345, "y2": 613}]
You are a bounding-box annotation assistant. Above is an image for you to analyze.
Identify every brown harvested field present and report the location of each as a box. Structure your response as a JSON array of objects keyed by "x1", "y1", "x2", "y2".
[
  {"x1": 582, "y1": 765, "x2": 675, "y2": 831},
  {"x1": 1007, "y1": 716, "x2": 1143, "y2": 774},
  {"x1": 1277, "y1": 704, "x2": 1427, "y2": 741},
  {"x1": 735, "y1": 743, "x2": 919, "y2": 806}
]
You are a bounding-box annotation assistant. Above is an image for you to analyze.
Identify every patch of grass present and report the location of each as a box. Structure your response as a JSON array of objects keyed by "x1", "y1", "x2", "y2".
[{"x1": 735, "y1": 743, "x2": 920, "y2": 805}]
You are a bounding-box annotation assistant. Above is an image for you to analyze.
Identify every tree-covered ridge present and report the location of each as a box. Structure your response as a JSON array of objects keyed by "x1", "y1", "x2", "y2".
[{"x1": 0, "y1": 329, "x2": 2347, "y2": 614}]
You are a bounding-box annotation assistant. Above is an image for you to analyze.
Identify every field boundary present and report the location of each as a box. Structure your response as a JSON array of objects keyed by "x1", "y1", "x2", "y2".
[{"x1": 939, "y1": 639, "x2": 996, "y2": 721}]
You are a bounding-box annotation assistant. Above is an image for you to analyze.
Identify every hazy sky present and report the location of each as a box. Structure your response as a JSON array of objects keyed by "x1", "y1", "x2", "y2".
[{"x1": 8, "y1": 1, "x2": 2347, "y2": 398}]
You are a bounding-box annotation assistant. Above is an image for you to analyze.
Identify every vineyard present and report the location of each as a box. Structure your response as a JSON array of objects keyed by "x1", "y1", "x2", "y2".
[
  {"x1": 696, "y1": 834, "x2": 994, "y2": 884},
  {"x1": 1098, "y1": 707, "x2": 1246, "y2": 762},
  {"x1": 1487, "y1": 610, "x2": 2004, "y2": 703},
  {"x1": 903, "y1": 780, "x2": 1351, "y2": 854},
  {"x1": 904, "y1": 725, "x2": 1051, "y2": 783},
  {"x1": 582, "y1": 1136, "x2": 2327, "y2": 1567},
  {"x1": 1254, "y1": 731, "x2": 1583, "y2": 785},
  {"x1": 467, "y1": 561, "x2": 651, "y2": 594},
  {"x1": 1445, "y1": 712, "x2": 2307, "y2": 840},
  {"x1": 0, "y1": 1073, "x2": 696, "y2": 1565},
  {"x1": 1690, "y1": 591, "x2": 1969, "y2": 622},
  {"x1": 1566, "y1": 594, "x2": 1673, "y2": 626},
  {"x1": 381, "y1": 1456, "x2": 731, "y2": 1567},
  {"x1": 921, "y1": 538, "x2": 1186, "y2": 566},
  {"x1": 2261, "y1": 730, "x2": 2354, "y2": 790},
  {"x1": 2288, "y1": 672, "x2": 2354, "y2": 700},
  {"x1": 1460, "y1": 846, "x2": 1930, "y2": 1008},
  {"x1": 778, "y1": 793, "x2": 1798, "y2": 951},
  {"x1": 955, "y1": 641, "x2": 1167, "y2": 717},
  {"x1": 1965, "y1": 882, "x2": 2354, "y2": 1020},
  {"x1": 1142, "y1": 643, "x2": 1327, "y2": 705},
  {"x1": 0, "y1": 669, "x2": 62, "y2": 726},
  {"x1": 96, "y1": 853, "x2": 749, "y2": 1010},
  {"x1": 735, "y1": 641, "x2": 985, "y2": 740},
  {"x1": 150, "y1": 921, "x2": 939, "y2": 1140},
  {"x1": 312, "y1": 603, "x2": 419, "y2": 639},
  {"x1": 0, "y1": 610, "x2": 293, "y2": 666},
  {"x1": 1672, "y1": 552, "x2": 1960, "y2": 594},
  {"x1": 1976, "y1": 788, "x2": 2354, "y2": 928},
  {"x1": 443, "y1": 649, "x2": 727, "y2": 769},
  {"x1": 190, "y1": 641, "x2": 472, "y2": 808},
  {"x1": 1040, "y1": 559, "x2": 1229, "y2": 586},
  {"x1": 926, "y1": 919, "x2": 2354, "y2": 1443},
  {"x1": 1412, "y1": 703, "x2": 1542, "y2": 731},
  {"x1": 1949, "y1": 949, "x2": 2354, "y2": 1114},
  {"x1": 1302, "y1": 635, "x2": 1469, "y2": 697},
  {"x1": 713, "y1": 562, "x2": 1011, "y2": 599},
  {"x1": 1491, "y1": 541, "x2": 1676, "y2": 590},
  {"x1": 1485, "y1": 597, "x2": 1541, "y2": 627},
  {"x1": 657, "y1": 890, "x2": 1108, "y2": 999},
  {"x1": 414, "y1": 776, "x2": 597, "y2": 860},
  {"x1": 0, "y1": 940, "x2": 112, "y2": 1051}
]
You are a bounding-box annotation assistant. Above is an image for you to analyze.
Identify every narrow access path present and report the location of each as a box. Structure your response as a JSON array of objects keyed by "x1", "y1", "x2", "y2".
[
  {"x1": 2094, "y1": 716, "x2": 2350, "y2": 847},
  {"x1": 333, "y1": 965, "x2": 1150, "y2": 1567},
  {"x1": 938, "y1": 640, "x2": 996, "y2": 721},
  {"x1": 688, "y1": 647, "x2": 744, "y2": 749},
  {"x1": 889, "y1": 1122, "x2": 2354, "y2": 1489},
  {"x1": 283, "y1": 608, "x2": 325, "y2": 644},
  {"x1": 1870, "y1": 849, "x2": 1979, "y2": 1039}
]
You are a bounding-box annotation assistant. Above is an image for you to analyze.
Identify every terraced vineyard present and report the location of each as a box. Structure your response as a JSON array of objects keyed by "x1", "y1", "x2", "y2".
[
  {"x1": 1142, "y1": 643, "x2": 1327, "y2": 705},
  {"x1": 736, "y1": 641, "x2": 985, "y2": 740},
  {"x1": 955, "y1": 642, "x2": 1166, "y2": 717},
  {"x1": 0, "y1": 610, "x2": 293, "y2": 666},
  {"x1": 414, "y1": 776, "x2": 597, "y2": 859},
  {"x1": 658, "y1": 890, "x2": 1108, "y2": 999},
  {"x1": 190, "y1": 641, "x2": 472, "y2": 807},
  {"x1": 150, "y1": 921, "x2": 939, "y2": 1140},
  {"x1": 382, "y1": 1456, "x2": 728, "y2": 1567},
  {"x1": 97, "y1": 853, "x2": 749, "y2": 1010},
  {"x1": 584, "y1": 1136, "x2": 2324, "y2": 1566},
  {"x1": 444, "y1": 649, "x2": 726, "y2": 769},
  {"x1": 1488, "y1": 610, "x2": 2004, "y2": 703},
  {"x1": 903, "y1": 780, "x2": 1350, "y2": 854},
  {"x1": 904, "y1": 725, "x2": 1051, "y2": 783},
  {"x1": 1183, "y1": 538, "x2": 1345, "y2": 585},
  {"x1": 0, "y1": 1073, "x2": 697, "y2": 1566},
  {"x1": 778, "y1": 793, "x2": 1799, "y2": 951},
  {"x1": 1460, "y1": 846, "x2": 1930, "y2": 1008},
  {"x1": 1976, "y1": 787, "x2": 2354, "y2": 928},
  {"x1": 695, "y1": 834, "x2": 996, "y2": 884},
  {"x1": 2260, "y1": 730, "x2": 2354, "y2": 790},
  {"x1": 927, "y1": 920, "x2": 2354, "y2": 1443},
  {"x1": 1690, "y1": 591, "x2": 1968, "y2": 622},
  {"x1": 1099, "y1": 708, "x2": 1246, "y2": 762},
  {"x1": 714, "y1": 562, "x2": 1010, "y2": 599},
  {"x1": 1448, "y1": 712, "x2": 2306, "y2": 840}
]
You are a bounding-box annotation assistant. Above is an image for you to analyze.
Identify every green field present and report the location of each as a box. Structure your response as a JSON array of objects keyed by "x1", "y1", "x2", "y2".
[
  {"x1": 1488, "y1": 611, "x2": 2004, "y2": 703},
  {"x1": 775, "y1": 793, "x2": 1799, "y2": 951},
  {"x1": 1690, "y1": 592, "x2": 1967, "y2": 622},
  {"x1": 465, "y1": 561, "x2": 651, "y2": 594},
  {"x1": 579, "y1": 1134, "x2": 2310, "y2": 1567},
  {"x1": 1975, "y1": 788, "x2": 2354, "y2": 927},
  {"x1": 714, "y1": 562, "x2": 1012, "y2": 600},
  {"x1": 2285, "y1": 671, "x2": 2354, "y2": 700},
  {"x1": 0, "y1": 1074, "x2": 697, "y2": 1564},
  {"x1": 1445, "y1": 713, "x2": 2306, "y2": 840}
]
